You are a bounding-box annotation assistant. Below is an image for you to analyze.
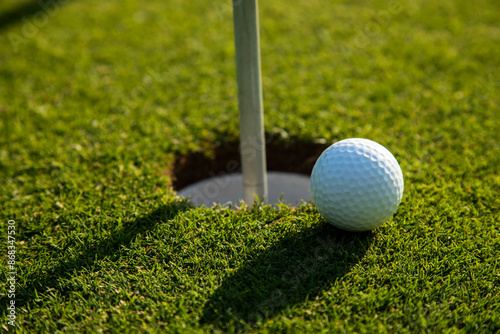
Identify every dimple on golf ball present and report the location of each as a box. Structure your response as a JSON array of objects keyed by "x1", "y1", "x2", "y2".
[{"x1": 311, "y1": 138, "x2": 404, "y2": 231}]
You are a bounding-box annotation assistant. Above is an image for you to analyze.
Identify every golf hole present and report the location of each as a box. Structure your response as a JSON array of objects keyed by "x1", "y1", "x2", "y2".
[{"x1": 171, "y1": 139, "x2": 327, "y2": 207}]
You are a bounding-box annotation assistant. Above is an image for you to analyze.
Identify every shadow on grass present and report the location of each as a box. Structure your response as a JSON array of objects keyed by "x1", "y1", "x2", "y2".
[
  {"x1": 13, "y1": 198, "x2": 190, "y2": 308},
  {"x1": 0, "y1": 0, "x2": 73, "y2": 32},
  {"x1": 201, "y1": 223, "x2": 374, "y2": 328}
]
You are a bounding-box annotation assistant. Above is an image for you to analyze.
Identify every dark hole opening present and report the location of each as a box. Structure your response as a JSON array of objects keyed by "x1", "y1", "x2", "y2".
[{"x1": 170, "y1": 139, "x2": 328, "y2": 191}]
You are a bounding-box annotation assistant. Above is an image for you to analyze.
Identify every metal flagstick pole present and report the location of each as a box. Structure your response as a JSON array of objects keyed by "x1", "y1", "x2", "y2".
[{"x1": 232, "y1": 0, "x2": 268, "y2": 204}]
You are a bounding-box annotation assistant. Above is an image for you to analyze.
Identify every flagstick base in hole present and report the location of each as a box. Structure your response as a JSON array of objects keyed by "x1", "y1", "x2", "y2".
[{"x1": 177, "y1": 172, "x2": 311, "y2": 207}]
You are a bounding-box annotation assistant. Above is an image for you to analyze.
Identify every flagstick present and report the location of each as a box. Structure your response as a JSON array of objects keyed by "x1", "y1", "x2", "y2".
[{"x1": 233, "y1": 0, "x2": 268, "y2": 204}]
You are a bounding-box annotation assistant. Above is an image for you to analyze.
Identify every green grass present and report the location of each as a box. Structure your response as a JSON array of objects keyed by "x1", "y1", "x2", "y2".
[{"x1": 1, "y1": 0, "x2": 499, "y2": 332}]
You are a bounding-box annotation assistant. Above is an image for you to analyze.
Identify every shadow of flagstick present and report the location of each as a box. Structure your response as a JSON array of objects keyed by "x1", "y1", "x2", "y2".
[
  {"x1": 10, "y1": 198, "x2": 191, "y2": 309},
  {"x1": 201, "y1": 222, "x2": 374, "y2": 329}
]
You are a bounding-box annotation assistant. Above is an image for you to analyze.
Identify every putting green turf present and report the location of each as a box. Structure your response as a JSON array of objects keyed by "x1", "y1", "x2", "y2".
[{"x1": 1, "y1": 0, "x2": 499, "y2": 332}]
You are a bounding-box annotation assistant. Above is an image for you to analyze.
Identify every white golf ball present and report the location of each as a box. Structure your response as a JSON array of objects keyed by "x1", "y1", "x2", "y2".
[{"x1": 311, "y1": 138, "x2": 404, "y2": 231}]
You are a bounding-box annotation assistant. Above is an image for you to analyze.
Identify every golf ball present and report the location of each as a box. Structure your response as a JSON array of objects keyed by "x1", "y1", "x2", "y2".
[{"x1": 311, "y1": 138, "x2": 404, "y2": 231}]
